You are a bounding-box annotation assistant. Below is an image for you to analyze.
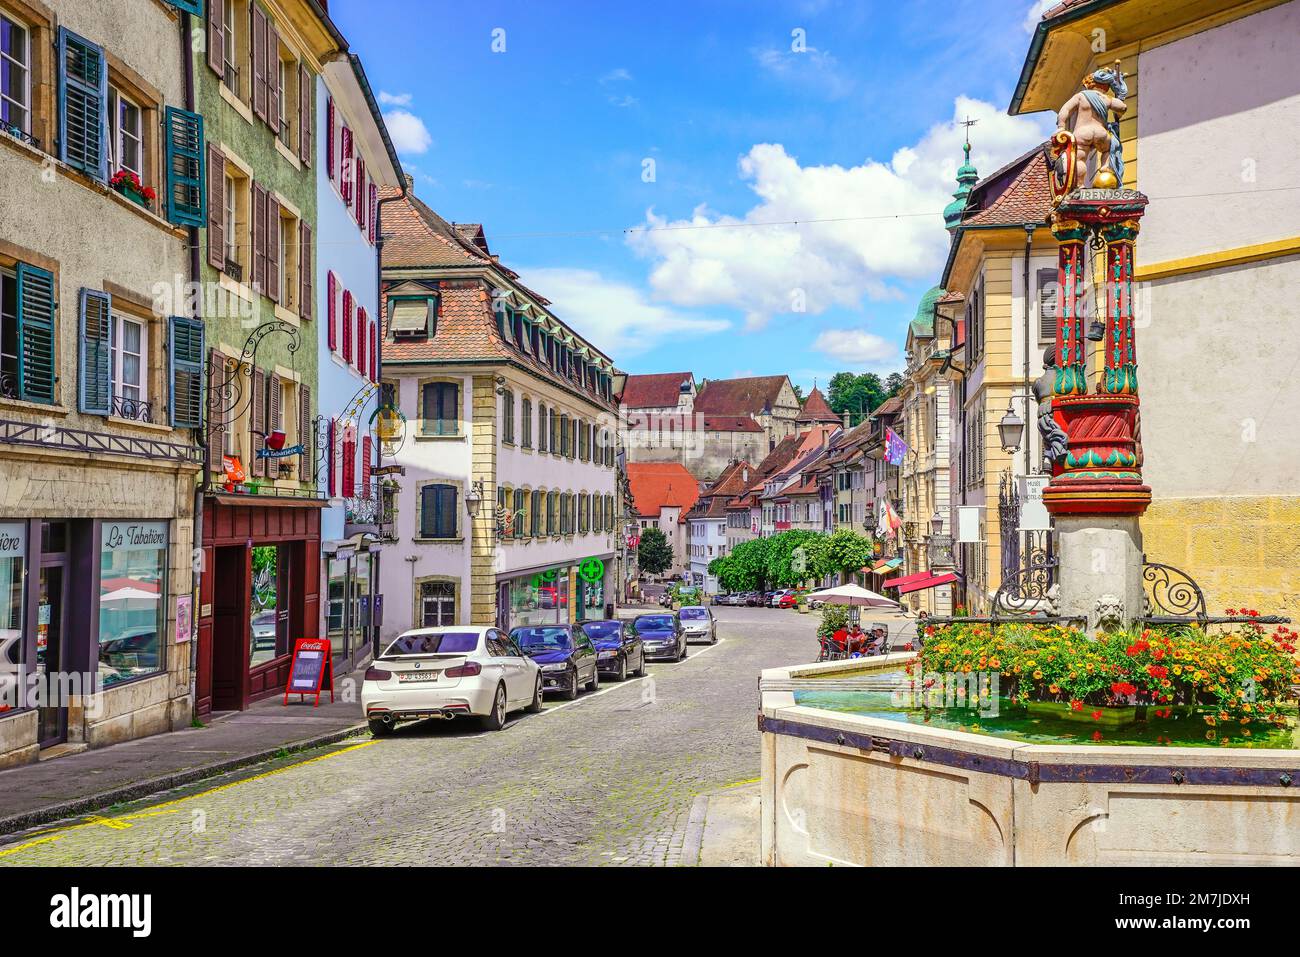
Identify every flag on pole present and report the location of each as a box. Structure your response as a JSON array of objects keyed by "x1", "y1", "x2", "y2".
[{"x1": 885, "y1": 427, "x2": 908, "y2": 466}]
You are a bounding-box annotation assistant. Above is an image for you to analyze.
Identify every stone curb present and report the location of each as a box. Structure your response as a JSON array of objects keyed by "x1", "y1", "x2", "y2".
[
  {"x1": 0, "y1": 722, "x2": 369, "y2": 837},
  {"x1": 681, "y1": 793, "x2": 709, "y2": 866}
]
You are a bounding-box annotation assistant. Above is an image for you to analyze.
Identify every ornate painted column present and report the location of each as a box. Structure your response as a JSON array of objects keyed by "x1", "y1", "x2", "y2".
[{"x1": 1051, "y1": 218, "x2": 1090, "y2": 398}]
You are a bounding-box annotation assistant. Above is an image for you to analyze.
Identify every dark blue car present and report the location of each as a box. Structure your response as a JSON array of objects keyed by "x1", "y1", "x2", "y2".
[
  {"x1": 578, "y1": 619, "x2": 646, "y2": 681},
  {"x1": 509, "y1": 625, "x2": 599, "y2": 700},
  {"x1": 631, "y1": 613, "x2": 686, "y2": 662}
]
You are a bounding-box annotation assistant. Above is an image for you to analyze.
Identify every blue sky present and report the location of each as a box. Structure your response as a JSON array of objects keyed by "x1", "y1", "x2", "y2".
[{"x1": 332, "y1": 0, "x2": 1055, "y2": 392}]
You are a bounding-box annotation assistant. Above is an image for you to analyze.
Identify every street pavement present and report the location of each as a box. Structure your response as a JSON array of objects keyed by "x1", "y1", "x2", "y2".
[{"x1": 0, "y1": 605, "x2": 850, "y2": 867}]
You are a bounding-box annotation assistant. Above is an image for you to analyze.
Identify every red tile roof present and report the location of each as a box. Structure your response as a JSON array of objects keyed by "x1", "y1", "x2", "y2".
[
  {"x1": 694, "y1": 375, "x2": 791, "y2": 415},
  {"x1": 627, "y1": 463, "x2": 701, "y2": 518},
  {"x1": 797, "y1": 386, "x2": 840, "y2": 424},
  {"x1": 961, "y1": 145, "x2": 1052, "y2": 228},
  {"x1": 702, "y1": 415, "x2": 763, "y2": 433},
  {"x1": 621, "y1": 372, "x2": 693, "y2": 409}
]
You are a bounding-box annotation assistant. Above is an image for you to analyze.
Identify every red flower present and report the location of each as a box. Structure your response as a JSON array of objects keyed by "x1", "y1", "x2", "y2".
[
  {"x1": 1091, "y1": 731, "x2": 1103, "y2": 741},
  {"x1": 1092, "y1": 711, "x2": 1103, "y2": 721},
  {"x1": 1070, "y1": 699, "x2": 1083, "y2": 712}
]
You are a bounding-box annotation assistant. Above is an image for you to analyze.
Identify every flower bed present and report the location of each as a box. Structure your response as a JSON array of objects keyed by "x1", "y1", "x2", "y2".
[{"x1": 917, "y1": 617, "x2": 1299, "y2": 738}]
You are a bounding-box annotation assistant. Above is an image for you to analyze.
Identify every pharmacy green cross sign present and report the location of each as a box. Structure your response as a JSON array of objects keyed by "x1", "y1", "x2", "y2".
[{"x1": 578, "y1": 557, "x2": 605, "y2": 584}]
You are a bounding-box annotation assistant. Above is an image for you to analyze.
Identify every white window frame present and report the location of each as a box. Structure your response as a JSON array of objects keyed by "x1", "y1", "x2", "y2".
[
  {"x1": 0, "y1": 11, "x2": 31, "y2": 137},
  {"x1": 279, "y1": 214, "x2": 291, "y2": 306},
  {"x1": 109, "y1": 313, "x2": 148, "y2": 408},
  {"x1": 1, "y1": 265, "x2": 17, "y2": 387},
  {"x1": 224, "y1": 171, "x2": 238, "y2": 263},
  {"x1": 108, "y1": 87, "x2": 143, "y2": 179}
]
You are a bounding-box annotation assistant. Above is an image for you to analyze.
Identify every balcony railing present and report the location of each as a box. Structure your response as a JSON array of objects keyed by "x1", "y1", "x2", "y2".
[
  {"x1": 110, "y1": 395, "x2": 155, "y2": 424},
  {"x1": 224, "y1": 257, "x2": 243, "y2": 283},
  {"x1": 1, "y1": 121, "x2": 40, "y2": 151}
]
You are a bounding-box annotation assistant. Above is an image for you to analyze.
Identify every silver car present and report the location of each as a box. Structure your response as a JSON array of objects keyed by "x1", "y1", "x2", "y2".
[{"x1": 677, "y1": 605, "x2": 717, "y2": 644}]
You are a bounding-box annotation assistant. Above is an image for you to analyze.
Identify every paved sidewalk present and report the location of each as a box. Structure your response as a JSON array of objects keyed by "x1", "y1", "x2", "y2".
[{"x1": 0, "y1": 670, "x2": 368, "y2": 834}]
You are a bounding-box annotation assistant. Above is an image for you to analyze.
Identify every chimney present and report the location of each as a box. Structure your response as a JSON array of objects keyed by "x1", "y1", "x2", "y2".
[
  {"x1": 404, "y1": 172, "x2": 415, "y2": 194},
  {"x1": 842, "y1": 412, "x2": 852, "y2": 430}
]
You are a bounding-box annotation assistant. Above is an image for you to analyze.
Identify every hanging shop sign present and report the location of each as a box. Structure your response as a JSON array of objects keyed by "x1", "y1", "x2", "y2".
[
  {"x1": 372, "y1": 465, "x2": 405, "y2": 477},
  {"x1": 578, "y1": 557, "x2": 605, "y2": 584},
  {"x1": 256, "y1": 444, "x2": 305, "y2": 460},
  {"x1": 284, "y1": 638, "x2": 334, "y2": 706}
]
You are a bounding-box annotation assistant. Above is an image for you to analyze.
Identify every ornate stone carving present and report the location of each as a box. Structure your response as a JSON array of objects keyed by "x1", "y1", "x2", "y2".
[{"x1": 1095, "y1": 594, "x2": 1125, "y2": 632}]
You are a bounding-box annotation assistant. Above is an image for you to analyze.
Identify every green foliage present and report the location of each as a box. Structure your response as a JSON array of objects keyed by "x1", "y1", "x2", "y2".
[
  {"x1": 817, "y1": 604, "x2": 853, "y2": 640},
  {"x1": 764, "y1": 529, "x2": 821, "y2": 587},
  {"x1": 827, "y1": 372, "x2": 886, "y2": 424},
  {"x1": 710, "y1": 528, "x2": 877, "y2": 593},
  {"x1": 817, "y1": 529, "x2": 875, "y2": 578},
  {"x1": 884, "y1": 372, "x2": 904, "y2": 398},
  {"x1": 638, "y1": 526, "x2": 674, "y2": 575}
]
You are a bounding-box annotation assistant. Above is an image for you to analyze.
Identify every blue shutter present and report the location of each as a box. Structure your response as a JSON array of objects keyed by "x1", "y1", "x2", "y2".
[
  {"x1": 437, "y1": 486, "x2": 458, "y2": 539},
  {"x1": 78, "y1": 289, "x2": 111, "y2": 414},
  {"x1": 16, "y1": 264, "x2": 56, "y2": 404},
  {"x1": 165, "y1": 107, "x2": 207, "y2": 226},
  {"x1": 168, "y1": 316, "x2": 205, "y2": 428},
  {"x1": 57, "y1": 28, "x2": 108, "y2": 181},
  {"x1": 166, "y1": 0, "x2": 204, "y2": 14}
]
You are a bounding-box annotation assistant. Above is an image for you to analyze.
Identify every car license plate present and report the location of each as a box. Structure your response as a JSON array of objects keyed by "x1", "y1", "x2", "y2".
[{"x1": 398, "y1": 671, "x2": 439, "y2": 683}]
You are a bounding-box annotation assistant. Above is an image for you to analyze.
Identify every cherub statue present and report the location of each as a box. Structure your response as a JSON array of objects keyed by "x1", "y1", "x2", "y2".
[
  {"x1": 1032, "y1": 347, "x2": 1070, "y2": 470},
  {"x1": 1051, "y1": 64, "x2": 1129, "y2": 194}
]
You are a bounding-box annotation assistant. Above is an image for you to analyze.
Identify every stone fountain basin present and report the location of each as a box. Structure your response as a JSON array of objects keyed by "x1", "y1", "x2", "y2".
[{"x1": 760, "y1": 654, "x2": 1300, "y2": 866}]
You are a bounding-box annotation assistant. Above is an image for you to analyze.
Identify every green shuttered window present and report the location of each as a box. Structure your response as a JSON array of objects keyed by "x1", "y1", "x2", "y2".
[
  {"x1": 78, "y1": 289, "x2": 111, "y2": 414},
  {"x1": 166, "y1": 1, "x2": 204, "y2": 14},
  {"x1": 16, "y1": 264, "x2": 56, "y2": 404},
  {"x1": 169, "y1": 315, "x2": 205, "y2": 428},
  {"x1": 420, "y1": 485, "x2": 458, "y2": 539},
  {"x1": 165, "y1": 106, "x2": 207, "y2": 226},
  {"x1": 58, "y1": 28, "x2": 108, "y2": 181}
]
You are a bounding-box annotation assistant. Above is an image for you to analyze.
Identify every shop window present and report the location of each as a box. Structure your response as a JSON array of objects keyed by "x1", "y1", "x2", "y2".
[
  {"x1": 420, "y1": 581, "x2": 455, "y2": 627},
  {"x1": 326, "y1": 556, "x2": 348, "y2": 644},
  {"x1": 420, "y1": 484, "x2": 458, "y2": 539},
  {"x1": 249, "y1": 544, "x2": 283, "y2": 666},
  {"x1": 0, "y1": 521, "x2": 24, "y2": 708},
  {"x1": 98, "y1": 521, "x2": 168, "y2": 686}
]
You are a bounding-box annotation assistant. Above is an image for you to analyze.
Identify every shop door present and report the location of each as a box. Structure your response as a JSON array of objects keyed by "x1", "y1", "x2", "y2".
[
  {"x1": 496, "y1": 581, "x2": 511, "y2": 631},
  {"x1": 36, "y1": 563, "x2": 68, "y2": 747},
  {"x1": 211, "y1": 546, "x2": 248, "y2": 712}
]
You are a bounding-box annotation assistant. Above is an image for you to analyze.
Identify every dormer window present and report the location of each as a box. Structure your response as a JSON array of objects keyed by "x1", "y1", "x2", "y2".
[{"x1": 390, "y1": 295, "x2": 436, "y2": 339}]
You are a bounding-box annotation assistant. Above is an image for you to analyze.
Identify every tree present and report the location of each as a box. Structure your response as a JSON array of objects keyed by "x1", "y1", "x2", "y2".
[
  {"x1": 826, "y1": 372, "x2": 886, "y2": 426},
  {"x1": 638, "y1": 526, "x2": 674, "y2": 576},
  {"x1": 884, "y1": 371, "x2": 904, "y2": 398},
  {"x1": 792, "y1": 383, "x2": 806, "y2": 404},
  {"x1": 816, "y1": 529, "x2": 876, "y2": 582},
  {"x1": 764, "y1": 529, "x2": 821, "y2": 587}
]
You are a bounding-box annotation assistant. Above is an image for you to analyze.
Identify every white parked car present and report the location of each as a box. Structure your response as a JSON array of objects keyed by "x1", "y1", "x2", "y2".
[
  {"x1": 362, "y1": 627, "x2": 542, "y2": 735},
  {"x1": 677, "y1": 605, "x2": 717, "y2": 644}
]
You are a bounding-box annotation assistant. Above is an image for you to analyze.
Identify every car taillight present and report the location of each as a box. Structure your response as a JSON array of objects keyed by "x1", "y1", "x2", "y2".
[
  {"x1": 364, "y1": 667, "x2": 392, "y2": 681},
  {"x1": 444, "y1": 661, "x2": 482, "y2": 678}
]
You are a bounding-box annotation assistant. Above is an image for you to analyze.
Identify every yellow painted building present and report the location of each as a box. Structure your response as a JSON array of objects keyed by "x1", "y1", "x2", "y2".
[{"x1": 1013, "y1": 0, "x2": 1300, "y2": 620}]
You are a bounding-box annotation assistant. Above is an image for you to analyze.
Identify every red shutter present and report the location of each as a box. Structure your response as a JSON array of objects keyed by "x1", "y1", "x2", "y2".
[
  {"x1": 361, "y1": 436, "x2": 372, "y2": 499},
  {"x1": 369, "y1": 319, "x2": 378, "y2": 381},
  {"x1": 356, "y1": 306, "x2": 366, "y2": 372},
  {"x1": 266, "y1": 21, "x2": 281, "y2": 136},
  {"x1": 342, "y1": 434, "x2": 356, "y2": 498},
  {"x1": 356, "y1": 159, "x2": 367, "y2": 228},
  {"x1": 207, "y1": 0, "x2": 224, "y2": 76},
  {"x1": 342, "y1": 289, "x2": 353, "y2": 362},
  {"x1": 326, "y1": 97, "x2": 335, "y2": 181},
  {"x1": 251, "y1": 6, "x2": 267, "y2": 121},
  {"x1": 341, "y1": 127, "x2": 353, "y2": 205},
  {"x1": 369, "y1": 184, "x2": 378, "y2": 244},
  {"x1": 326, "y1": 271, "x2": 337, "y2": 350},
  {"x1": 265, "y1": 194, "x2": 281, "y2": 304},
  {"x1": 298, "y1": 63, "x2": 312, "y2": 166},
  {"x1": 207, "y1": 145, "x2": 225, "y2": 270},
  {"x1": 251, "y1": 181, "x2": 267, "y2": 293}
]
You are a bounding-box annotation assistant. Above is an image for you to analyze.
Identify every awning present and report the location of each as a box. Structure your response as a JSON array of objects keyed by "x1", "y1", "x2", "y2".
[
  {"x1": 867, "y1": 558, "x2": 903, "y2": 573},
  {"x1": 390, "y1": 299, "x2": 432, "y2": 333},
  {"x1": 882, "y1": 570, "x2": 931, "y2": 589},
  {"x1": 895, "y1": 572, "x2": 959, "y2": 596}
]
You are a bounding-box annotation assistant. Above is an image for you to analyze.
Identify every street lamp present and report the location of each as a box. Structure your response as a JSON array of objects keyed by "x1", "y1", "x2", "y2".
[
  {"x1": 998, "y1": 405, "x2": 1026, "y2": 453},
  {"x1": 465, "y1": 480, "x2": 484, "y2": 519},
  {"x1": 929, "y1": 510, "x2": 944, "y2": 536}
]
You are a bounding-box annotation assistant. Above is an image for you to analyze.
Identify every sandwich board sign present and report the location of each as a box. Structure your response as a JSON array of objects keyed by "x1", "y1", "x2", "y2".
[{"x1": 284, "y1": 638, "x2": 334, "y2": 706}]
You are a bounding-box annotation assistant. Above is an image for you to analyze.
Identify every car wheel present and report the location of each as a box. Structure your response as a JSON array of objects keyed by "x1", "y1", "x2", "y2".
[
  {"x1": 710, "y1": 630, "x2": 718, "y2": 645},
  {"x1": 586, "y1": 664, "x2": 600, "y2": 692},
  {"x1": 616, "y1": 655, "x2": 628, "y2": 682},
  {"x1": 526, "y1": 675, "x2": 543, "y2": 713},
  {"x1": 633, "y1": 652, "x2": 647, "y2": 677},
  {"x1": 368, "y1": 718, "x2": 393, "y2": 738},
  {"x1": 678, "y1": 639, "x2": 687, "y2": 661},
  {"x1": 562, "y1": 667, "x2": 580, "y2": 701},
  {"x1": 480, "y1": 684, "x2": 508, "y2": 732}
]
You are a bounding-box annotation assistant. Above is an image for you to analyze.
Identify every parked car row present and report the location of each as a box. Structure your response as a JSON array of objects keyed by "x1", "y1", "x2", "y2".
[
  {"x1": 361, "y1": 607, "x2": 719, "y2": 736},
  {"x1": 713, "y1": 589, "x2": 814, "y2": 608}
]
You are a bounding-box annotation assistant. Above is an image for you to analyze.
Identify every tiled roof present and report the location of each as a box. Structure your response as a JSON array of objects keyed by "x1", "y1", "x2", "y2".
[
  {"x1": 381, "y1": 280, "x2": 507, "y2": 364},
  {"x1": 797, "y1": 386, "x2": 840, "y2": 424},
  {"x1": 621, "y1": 372, "x2": 693, "y2": 409},
  {"x1": 694, "y1": 375, "x2": 790, "y2": 415},
  {"x1": 1040, "y1": 0, "x2": 1093, "y2": 20},
  {"x1": 872, "y1": 395, "x2": 903, "y2": 418},
  {"x1": 380, "y1": 188, "x2": 497, "y2": 269},
  {"x1": 627, "y1": 463, "x2": 701, "y2": 518},
  {"x1": 961, "y1": 145, "x2": 1053, "y2": 228},
  {"x1": 702, "y1": 415, "x2": 763, "y2": 433}
]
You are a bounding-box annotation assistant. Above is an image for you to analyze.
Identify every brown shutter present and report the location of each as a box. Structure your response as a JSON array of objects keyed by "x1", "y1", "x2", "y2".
[
  {"x1": 299, "y1": 382, "x2": 312, "y2": 470},
  {"x1": 207, "y1": 349, "x2": 224, "y2": 473},
  {"x1": 207, "y1": 145, "x2": 225, "y2": 270},
  {"x1": 299, "y1": 220, "x2": 312, "y2": 320},
  {"x1": 251, "y1": 367, "x2": 266, "y2": 477},
  {"x1": 269, "y1": 373, "x2": 281, "y2": 435},
  {"x1": 251, "y1": 5, "x2": 266, "y2": 121},
  {"x1": 298, "y1": 64, "x2": 312, "y2": 165},
  {"x1": 266, "y1": 22, "x2": 281, "y2": 136},
  {"x1": 207, "y1": 0, "x2": 225, "y2": 76},
  {"x1": 251, "y1": 181, "x2": 267, "y2": 294},
  {"x1": 265, "y1": 194, "x2": 281, "y2": 304}
]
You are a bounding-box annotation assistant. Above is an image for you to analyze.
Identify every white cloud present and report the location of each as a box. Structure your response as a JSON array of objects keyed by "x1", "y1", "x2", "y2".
[
  {"x1": 752, "y1": 45, "x2": 853, "y2": 99},
  {"x1": 383, "y1": 109, "x2": 433, "y2": 155},
  {"x1": 627, "y1": 96, "x2": 1051, "y2": 330},
  {"x1": 378, "y1": 91, "x2": 413, "y2": 107},
  {"x1": 810, "y1": 329, "x2": 898, "y2": 367},
  {"x1": 1022, "y1": 0, "x2": 1056, "y2": 32},
  {"x1": 600, "y1": 68, "x2": 633, "y2": 85},
  {"x1": 518, "y1": 267, "x2": 730, "y2": 358}
]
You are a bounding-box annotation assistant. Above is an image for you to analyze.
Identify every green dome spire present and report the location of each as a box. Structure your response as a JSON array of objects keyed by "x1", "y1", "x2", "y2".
[{"x1": 944, "y1": 139, "x2": 979, "y2": 230}]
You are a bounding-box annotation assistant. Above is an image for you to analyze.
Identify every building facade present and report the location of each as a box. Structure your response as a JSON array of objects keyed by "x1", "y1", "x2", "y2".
[
  {"x1": 193, "y1": 0, "x2": 346, "y2": 714},
  {"x1": 0, "y1": 0, "x2": 210, "y2": 765},
  {"x1": 315, "y1": 53, "x2": 402, "y2": 671},
  {"x1": 627, "y1": 461, "x2": 698, "y2": 578},
  {"x1": 377, "y1": 189, "x2": 620, "y2": 637}
]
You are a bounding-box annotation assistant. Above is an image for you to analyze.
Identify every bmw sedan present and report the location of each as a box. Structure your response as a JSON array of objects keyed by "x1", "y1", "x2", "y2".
[
  {"x1": 632, "y1": 613, "x2": 686, "y2": 662},
  {"x1": 510, "y1": 625, "x2": 600, "y2": 700},
  {"x1": 362, "y1": 627, "x2": 542, "y2": 735},
  {"x1": 579, "y1": 619, "x2": 646, "y2": 682},
  {"x1": 677, "y1": 605, "x2": 717, "y2": 644}
]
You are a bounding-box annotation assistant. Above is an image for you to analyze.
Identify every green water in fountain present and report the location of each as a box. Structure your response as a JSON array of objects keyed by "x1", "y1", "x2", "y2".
[{"x1": 793, "y1": 669, "x2": 1300, "y2": 749}]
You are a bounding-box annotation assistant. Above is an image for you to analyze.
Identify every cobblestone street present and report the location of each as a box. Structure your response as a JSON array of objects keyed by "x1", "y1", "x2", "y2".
[{"x1": 0, "y1": 607, "x2": 826, "y2": 867}]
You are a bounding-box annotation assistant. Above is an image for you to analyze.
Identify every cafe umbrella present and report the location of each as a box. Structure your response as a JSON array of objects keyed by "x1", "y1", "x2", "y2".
[{"x1": 805, "y1": 583, "x2": 899, "y2": 646}]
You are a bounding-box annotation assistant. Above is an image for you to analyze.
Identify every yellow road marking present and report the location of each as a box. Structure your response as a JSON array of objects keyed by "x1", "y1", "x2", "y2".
[{"x1": 0, "y1": 739, "x2": 375, "y2": 860}]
